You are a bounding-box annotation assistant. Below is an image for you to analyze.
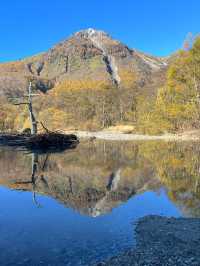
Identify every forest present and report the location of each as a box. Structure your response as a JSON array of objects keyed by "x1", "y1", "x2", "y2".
[{"x1": 0, "y1": 36, "x2": 200, "y2": 135}]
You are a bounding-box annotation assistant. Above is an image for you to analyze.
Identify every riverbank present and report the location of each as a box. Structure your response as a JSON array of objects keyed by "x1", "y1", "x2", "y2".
[
  {"x1": 95, "y1": 215, "x2": 200, "y2": 266},
  {"x1": 63, "y1": 130, "x2": 200, "y2": 141}
]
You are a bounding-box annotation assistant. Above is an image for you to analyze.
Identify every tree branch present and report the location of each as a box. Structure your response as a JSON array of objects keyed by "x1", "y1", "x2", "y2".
[
  {"x1": 13, "y1": 102, "x2": 29, "y2": 105},
  {"x1": 40, "y1": 121, "x2": 50, "y2": 133}
]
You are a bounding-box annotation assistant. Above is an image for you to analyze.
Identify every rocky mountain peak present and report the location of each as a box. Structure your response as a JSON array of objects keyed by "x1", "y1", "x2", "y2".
[
  {"x1": 75, "y1": 28, "x2": 109, "y2": 39},
  {"x1": 0, "y1": 28, "x2": 169, "y2": 96}
]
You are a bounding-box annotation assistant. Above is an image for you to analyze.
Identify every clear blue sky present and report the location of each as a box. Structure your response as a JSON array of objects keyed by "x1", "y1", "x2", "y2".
[{"x1": 0, "y1": 0, "x2": 200, "y2": 62}]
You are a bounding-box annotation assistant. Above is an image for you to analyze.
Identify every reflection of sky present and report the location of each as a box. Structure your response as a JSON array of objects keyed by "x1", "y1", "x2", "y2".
[{"x1": 0, "y1": 187, "x2": 181, "y2": 266}]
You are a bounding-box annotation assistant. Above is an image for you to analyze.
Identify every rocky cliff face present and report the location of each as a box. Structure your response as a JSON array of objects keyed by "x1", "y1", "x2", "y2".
[{"x1": 0, "y1": 28, "x2": 168, "y2": 96}]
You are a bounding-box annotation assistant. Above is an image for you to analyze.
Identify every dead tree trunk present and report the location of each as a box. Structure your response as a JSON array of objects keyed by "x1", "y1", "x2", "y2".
[
  {"x1": 10, "y1": 80, "x2": 38, "y2": 134},
  {"x1": 28, "y1": 82, "x2": 37, "y2": 135}
]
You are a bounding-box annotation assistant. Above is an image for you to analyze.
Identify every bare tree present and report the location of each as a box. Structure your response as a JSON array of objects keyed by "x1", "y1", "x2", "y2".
[
  {"x1": 183, "y1": 32, "x2": 194, "y2": 51},
  {"x1": 10, "y1": 79, "x2": 40, "y2": 134},
  {"x1": 9, "y1": 74, "x2": 54, "y2": 134},
  {"x1": 27, "y1": 81, "x2": 38, "y2": 134}
]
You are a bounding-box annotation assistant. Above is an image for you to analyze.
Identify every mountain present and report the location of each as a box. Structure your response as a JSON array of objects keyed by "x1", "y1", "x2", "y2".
[
  {"x1": 0, "y1": 28, "x2": 168, "y2": 97},
  {"x1": 6, "y1": 29, "x2": 198, "y2": 133}
]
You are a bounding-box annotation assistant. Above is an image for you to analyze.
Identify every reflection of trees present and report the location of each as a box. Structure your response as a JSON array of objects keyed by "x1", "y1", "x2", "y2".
[
  {"x1": 14, "y1": 153, "x2": 49, "y2": 207},
  {"x1": 0, "y1": 142, "x2": 156, "y2": 216},
  {"x1": 1, "y1": 141, "x2": 200, "y2": 217},
  {"x1": 140, "y1": 142, "x2": 200, "y2": 217}
]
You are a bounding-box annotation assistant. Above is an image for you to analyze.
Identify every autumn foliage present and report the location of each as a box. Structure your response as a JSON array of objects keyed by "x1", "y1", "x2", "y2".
[
  {"x1": 1, "y1": 37, "x2": 200, "y2": 134},
  {"x1": 138, "y1": 36, "x2": 200, "y2": 134}
]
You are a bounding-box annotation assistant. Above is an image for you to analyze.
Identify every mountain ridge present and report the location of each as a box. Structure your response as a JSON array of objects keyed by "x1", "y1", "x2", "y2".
[
  {"x1": 0, "y1": 28, "x2": 168, "y2": 96},
  {"x1": 2, "y1": 28, "x2": 187, "y2": 133}
]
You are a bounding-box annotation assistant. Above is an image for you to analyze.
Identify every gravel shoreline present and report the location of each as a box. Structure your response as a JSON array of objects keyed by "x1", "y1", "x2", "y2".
[
  {"x1": 94, "y1": 215, "x2": 200, "y2": 266},
  {"x1": 64, "y1": 131, "x2": 200, "y2": 142}
]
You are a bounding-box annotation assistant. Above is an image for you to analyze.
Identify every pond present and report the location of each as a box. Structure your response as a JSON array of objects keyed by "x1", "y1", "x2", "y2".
[{"x1": 0, "y1": 140, "x2": 199, "y2": 265}]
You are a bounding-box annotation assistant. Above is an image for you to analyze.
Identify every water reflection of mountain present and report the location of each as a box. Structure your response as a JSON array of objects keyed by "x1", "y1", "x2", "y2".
[{"x1": 0, "y1": 141, "x2": 200, "y2": 217}]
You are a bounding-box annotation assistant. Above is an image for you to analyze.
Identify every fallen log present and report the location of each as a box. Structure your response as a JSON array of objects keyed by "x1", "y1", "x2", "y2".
[{"x1": 0, "y1": 132, "x2": 79, "y2": 152}]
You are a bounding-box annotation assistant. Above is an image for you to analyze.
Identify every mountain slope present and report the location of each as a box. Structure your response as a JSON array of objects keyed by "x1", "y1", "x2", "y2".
[
  {"x1": 0, "y1": 29, "x2": 173, "y2": 132},
  {"x1": 0, "y1": 28, "x2": 168, "y2": 96}
]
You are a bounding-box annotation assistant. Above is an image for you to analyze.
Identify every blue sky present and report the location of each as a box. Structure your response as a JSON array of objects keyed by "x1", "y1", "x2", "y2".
[{"x1": 0, "y1": 0, "x2": 200, "y2": 62}]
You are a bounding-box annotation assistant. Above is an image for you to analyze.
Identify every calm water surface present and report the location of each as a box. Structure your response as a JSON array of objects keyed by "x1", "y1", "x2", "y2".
[{"x1": 0, "y1": 140, "x2": 199, "y2": 265}]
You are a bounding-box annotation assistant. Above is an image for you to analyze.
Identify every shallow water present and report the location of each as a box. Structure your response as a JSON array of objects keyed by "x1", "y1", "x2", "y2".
[{"x1": 0, "y1": 140, "x2": 199, "y2": 265}]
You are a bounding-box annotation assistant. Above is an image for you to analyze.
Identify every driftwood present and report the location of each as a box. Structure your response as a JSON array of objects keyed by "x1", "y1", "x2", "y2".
[{"x1": 0, "y1": 132, "x2": 79, "y2": 152}]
